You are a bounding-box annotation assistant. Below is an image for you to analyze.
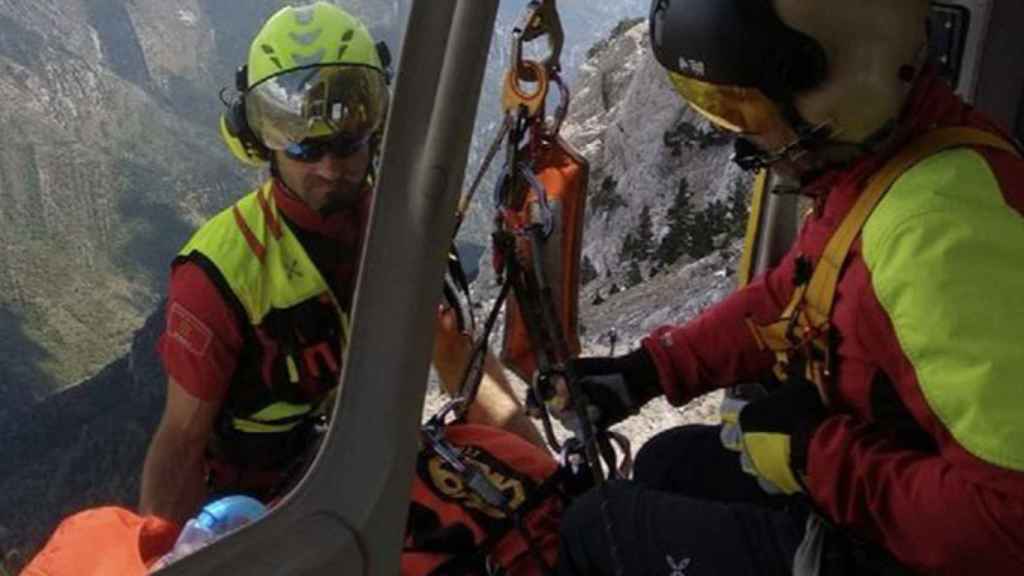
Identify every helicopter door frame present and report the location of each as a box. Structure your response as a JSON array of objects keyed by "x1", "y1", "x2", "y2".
[{"x1": 970, "y1": 0, "x2": 1024, "y2": 142}]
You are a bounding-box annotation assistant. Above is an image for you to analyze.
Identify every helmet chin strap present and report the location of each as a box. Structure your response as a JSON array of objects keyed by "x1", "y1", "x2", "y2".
[{"x1": 731, "y1": 122, "x2": 833, "y2": 172}]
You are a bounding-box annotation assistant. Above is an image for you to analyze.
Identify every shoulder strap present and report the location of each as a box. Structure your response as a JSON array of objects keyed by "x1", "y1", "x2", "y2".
[
  {"x1": 802, "y1": 127, "x2": 1019, "y2": 327},
  {"x1": 748, "y1": 127, "x2": 1019, "y2": 400}
]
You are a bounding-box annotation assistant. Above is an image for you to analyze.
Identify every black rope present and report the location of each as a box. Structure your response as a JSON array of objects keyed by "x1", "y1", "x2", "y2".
[{"x1": 452, "y1": 279, "x2": 513, "y2": 422}]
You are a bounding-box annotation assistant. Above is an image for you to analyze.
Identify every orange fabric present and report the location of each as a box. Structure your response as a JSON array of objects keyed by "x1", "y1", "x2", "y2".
[
  {"x1": 255, "y1": 185, "x2": 284, "y2": 240},
  {"x1": 232, "y1": 205, "x2": 266, "y2": 262},
  {"x1": 403, "y1": 424, "x2": 562, "y2": 576},
  {"x1": 25, "y1": 426, "x2": 558, "y2": 576},
  {"x1": 20, "y1": 507, "x2": 179, "y2": 576},
  {"x1": 501, "y1": 136, "x2": 589, "y2": 382}
]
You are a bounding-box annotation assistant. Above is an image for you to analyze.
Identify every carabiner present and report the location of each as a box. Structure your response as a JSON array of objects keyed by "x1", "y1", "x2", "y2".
[
  {"x1": 502, "y1": 59, "x2": 549, "y2": 118},
  {"x1": 513, "y1": 0, "x2": 564, "y2": 75}
]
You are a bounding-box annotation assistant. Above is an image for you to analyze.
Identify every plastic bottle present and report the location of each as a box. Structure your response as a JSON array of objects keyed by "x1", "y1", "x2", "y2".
[{"x1": 149, "y1": 495, "x2": 267, "y2": 572}]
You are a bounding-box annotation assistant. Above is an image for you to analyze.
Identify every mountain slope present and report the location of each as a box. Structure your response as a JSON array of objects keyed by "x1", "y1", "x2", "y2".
[{"x1": 0, "y1": 0, "x2": 411, "y2": 395}]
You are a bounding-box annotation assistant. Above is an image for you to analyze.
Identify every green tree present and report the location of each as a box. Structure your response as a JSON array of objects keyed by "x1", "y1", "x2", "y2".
[
  {"x1": 655, "y1": 176, "x2": 695, "y2": 266},
  {"x1": 726, "y1": 177, "x2": 751, "y2": 239},
  {"x1": 635, "y1": 205, "x2": 655, "y2": 261},
  {"x1": 591, "y1": 175, "x2": 627, "y2": 212},
  {"x1": 626, "y1": 260, "x2": 644, "y2": 287},
  {"x1": 689, "y1": 200, "x2": 728, "y2": 259},
  {"x1": 620, "y1": 232, "x2": 638, "y2": 262},
  {"x1": 581, "y1": 255, "x2": 599, "y2": 286}
]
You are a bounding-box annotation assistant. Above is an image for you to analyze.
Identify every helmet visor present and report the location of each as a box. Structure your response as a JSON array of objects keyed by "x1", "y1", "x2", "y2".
[
  {"x1": 246, "y1": 64, "x2": 389, "y2": 151},
  {"x1": 666, "y1": 71, "x2": 784, "y2": 135}
]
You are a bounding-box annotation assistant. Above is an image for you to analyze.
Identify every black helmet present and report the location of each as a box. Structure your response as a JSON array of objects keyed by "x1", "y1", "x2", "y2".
[{"x1": 650, "y1": 0, "x2": 930, "y2": 170}]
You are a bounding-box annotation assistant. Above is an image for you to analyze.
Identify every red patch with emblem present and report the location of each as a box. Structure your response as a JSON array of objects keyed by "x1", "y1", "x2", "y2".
[{"x1": 168, "y1": 302, "x2": 214, "y2": 357}]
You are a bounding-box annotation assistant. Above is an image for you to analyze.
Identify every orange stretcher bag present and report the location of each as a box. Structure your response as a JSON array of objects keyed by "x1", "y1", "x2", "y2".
[
  {"x1": 500, "y1": 135, "x2": 589, "y2": 383},
  {"x1": 20, "y1": 507, "x2": 179, "y2": 575}
]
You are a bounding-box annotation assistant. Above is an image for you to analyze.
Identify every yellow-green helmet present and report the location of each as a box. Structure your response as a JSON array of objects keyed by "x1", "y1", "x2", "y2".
[
  {"x1": 241, "y1": 2, "x2": 390, "y2": 156},
  {"x1": 247, "y1": 1, "x2": 383, "y2": 87}
]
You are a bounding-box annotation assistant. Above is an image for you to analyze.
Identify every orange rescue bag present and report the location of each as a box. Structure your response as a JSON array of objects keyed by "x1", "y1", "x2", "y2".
[
  {"x1": 20, "y1": 507, "x2": 178, "y2": 575},
  {"x1": 500, "y1": 135, "x2": 589, "y2": 383}
]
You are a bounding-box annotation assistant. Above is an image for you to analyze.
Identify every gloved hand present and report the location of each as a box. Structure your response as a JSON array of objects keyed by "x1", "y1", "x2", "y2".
[
  {"x1": 565, "y1": 347, "x2": 663, "y2": 430},
  {"x1": 738, "y1": 383, "x2": 826, "y2": 495}
]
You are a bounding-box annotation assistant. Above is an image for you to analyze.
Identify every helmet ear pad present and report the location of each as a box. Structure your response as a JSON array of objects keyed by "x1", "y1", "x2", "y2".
[
  {"x1": 219, "y1": 65, "x2": 271, "y2": 166},
  {"x1": 219, "y1": 96, "x2": 271, "y2": 167}
]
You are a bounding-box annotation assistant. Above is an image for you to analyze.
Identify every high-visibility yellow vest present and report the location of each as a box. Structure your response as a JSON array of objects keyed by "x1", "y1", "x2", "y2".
[{"x1": 177, "y1": 181, "x2": 350, "y2": 439}]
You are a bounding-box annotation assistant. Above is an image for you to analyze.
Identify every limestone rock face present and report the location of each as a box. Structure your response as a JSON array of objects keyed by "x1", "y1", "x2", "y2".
[{"x1": 561, "y1": 21, "x2": 750, "y2": 289}]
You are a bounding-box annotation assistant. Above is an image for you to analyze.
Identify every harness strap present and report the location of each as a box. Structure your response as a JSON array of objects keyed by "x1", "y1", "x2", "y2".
[
  {"x1": 748, "y1": 127, "x2": 1019, "y2": 402},
  {"x1": 233, "y1": 205, "x2": 266, "y2": 262},
  {"x1": 256, "y1": 184, "x2": 284, "y2": 240}
]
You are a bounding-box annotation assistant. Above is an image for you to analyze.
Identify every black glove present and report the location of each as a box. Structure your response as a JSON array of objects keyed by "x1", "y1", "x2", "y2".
[
  {"x1": 738, "y1": 383, "x2": 826, "y2": 494},
  {"x1": 568, "y1": 347, "x2": 662, "y2": 429}
]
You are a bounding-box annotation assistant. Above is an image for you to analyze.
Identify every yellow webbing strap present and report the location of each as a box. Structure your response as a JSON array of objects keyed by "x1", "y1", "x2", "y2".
[
  {"x1": 737, "y1": 170, "x2": 768, "y2": 288},
  {"x1": 803, "y1": 127, "x2": 1018, "y2": 327},
  {"x1": 749, "y1": 127, "x2": 1018, "y2": 400}
]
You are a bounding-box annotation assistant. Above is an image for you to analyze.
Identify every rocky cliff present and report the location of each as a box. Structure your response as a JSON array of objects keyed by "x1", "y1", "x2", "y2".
[
  {"x1": 0, "y1": 0, "x2": 410, "y2": 398},
  {"x1": 0, "y1": 305, "x2": 165, "y2": 568}
]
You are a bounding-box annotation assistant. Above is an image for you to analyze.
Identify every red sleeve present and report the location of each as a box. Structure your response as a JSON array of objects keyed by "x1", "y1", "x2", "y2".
[
  {"x1": 640, "y1": 237, "x2": 803, "y2": 406},
  {"x1": 805, "y1": 415, "x2": 1024, "y2": 574},
  {"x1": 157, "y1": 262, "x2": 243, "y2": 403}
]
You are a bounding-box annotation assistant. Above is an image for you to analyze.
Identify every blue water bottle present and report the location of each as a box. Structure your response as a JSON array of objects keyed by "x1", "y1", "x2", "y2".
[{"x1": 150, "y1": 495, "x2": 267, "y2": 571}]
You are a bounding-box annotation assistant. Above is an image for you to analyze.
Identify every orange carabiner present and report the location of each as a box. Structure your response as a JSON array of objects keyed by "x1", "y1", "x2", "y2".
[{"x1": 502, "y1": 59, "x2": 549, "y2": 118}]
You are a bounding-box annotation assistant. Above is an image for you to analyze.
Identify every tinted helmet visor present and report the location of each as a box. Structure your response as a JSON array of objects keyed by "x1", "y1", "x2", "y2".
[{"x1": 246, "y1": 64, "x2": 389, "y2": 152}]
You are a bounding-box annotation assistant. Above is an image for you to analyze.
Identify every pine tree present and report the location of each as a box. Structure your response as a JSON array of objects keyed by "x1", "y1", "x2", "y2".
[
  {"x1": 620, "y1": 232, "x2": 638, "y2": 262},
  {"x1": 581, "y1": 255, "x2": 599, "y2": 286},
  {"x1": 592, "y1": 175, "x2": 627, "y2": 212},
  {"x1": 626, "y1": 260, "x2": 644, "y2": 287},
  {"x1": 726, "y1": 178, "x2": 751, "y2": 239},
  {"x1": 689, "y1": 199, "x2": 730, "y2": 259},
  {"x1": 655, "y1": 177, "x2": 695, "y2": 266}
]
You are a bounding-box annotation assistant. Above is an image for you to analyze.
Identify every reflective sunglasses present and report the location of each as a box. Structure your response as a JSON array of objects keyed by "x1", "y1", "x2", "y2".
[{"x1": 282, "y1": 134, "x2": 371, "y2": 163}]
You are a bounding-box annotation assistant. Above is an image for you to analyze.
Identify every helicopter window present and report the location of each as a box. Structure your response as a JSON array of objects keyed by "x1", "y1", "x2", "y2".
[{"x1": 928, "y1": 4, "x2": 970, "y2": 90}]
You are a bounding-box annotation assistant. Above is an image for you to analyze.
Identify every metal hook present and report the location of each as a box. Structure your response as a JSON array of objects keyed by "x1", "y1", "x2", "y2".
[
  {"x1": 513, "y1": 0, "x2": 564, "y2": 75},
  {"x1": 502, "y1": 59, "x2": 549, "y2": 118}
]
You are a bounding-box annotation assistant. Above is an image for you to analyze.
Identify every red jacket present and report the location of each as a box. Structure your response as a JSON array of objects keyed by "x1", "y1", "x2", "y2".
[{"x1": 643, "y1": 73, "x2": 1024, "y2": 573}]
